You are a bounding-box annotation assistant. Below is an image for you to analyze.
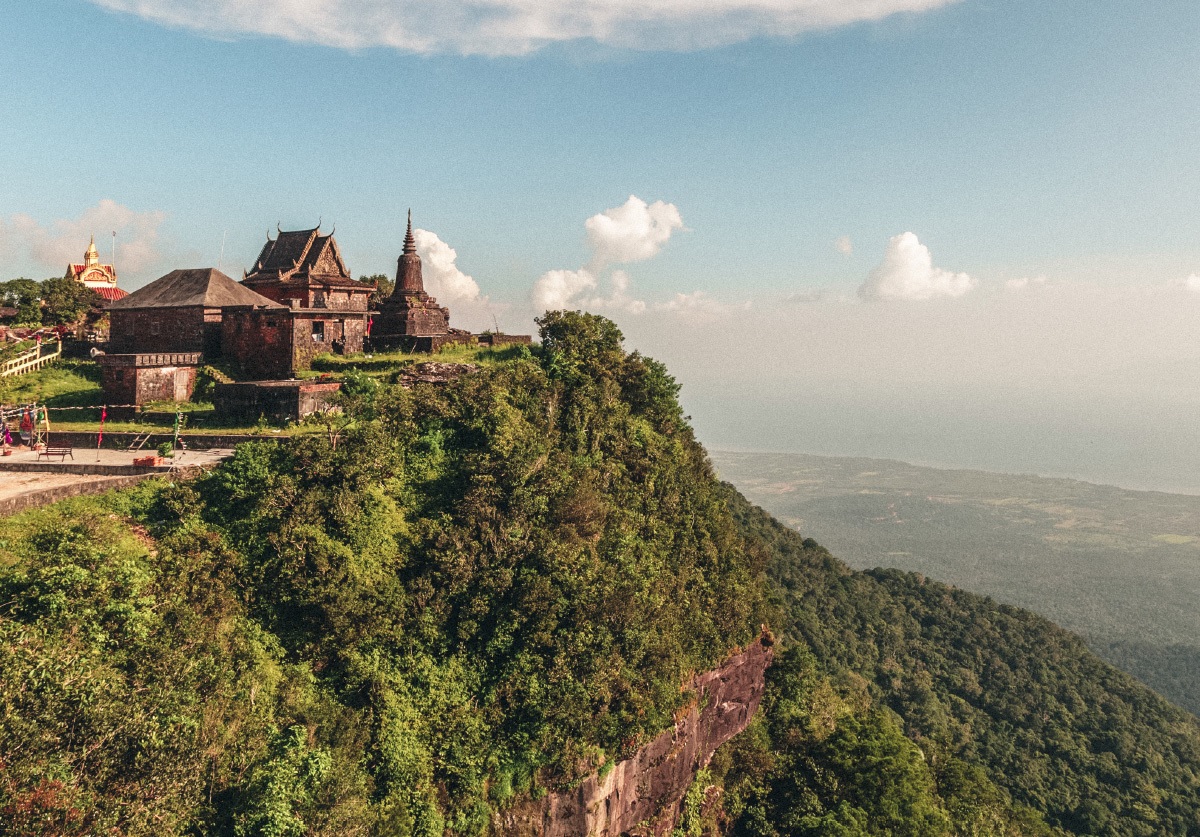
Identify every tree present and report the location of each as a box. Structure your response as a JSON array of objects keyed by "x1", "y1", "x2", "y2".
[
  {"x1": 359, "y1": 273, "x2": 393, "y2": 308},
  {"x1": 39, "y1": 277, "x2": 99, "y2": 326},
  {"x1": 0, "y1": 278, "x2": 43, "y2": 324}
]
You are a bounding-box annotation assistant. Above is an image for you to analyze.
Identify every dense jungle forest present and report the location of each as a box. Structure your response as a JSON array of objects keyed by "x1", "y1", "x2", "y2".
[{"x1": 1, "y1": 312, "x2": 1197, "y2": 836}]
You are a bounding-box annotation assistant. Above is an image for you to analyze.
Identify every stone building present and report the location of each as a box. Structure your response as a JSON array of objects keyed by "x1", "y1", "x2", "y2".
[
  {"x1": 369, "y1": 212, "x2": 463, "y2": 352},
  {"x1": 106, "y1": 268, "x2": 283, "y2": 356},
  {"x1": 242, "y1": 226, "x2": 371, "y2": 359},
  {"x1": 65, "y1": 236, "x2": 127, "y2": 302},
  {"x1": 99, "y1": 268, "x2": 283, "y2": 407}
]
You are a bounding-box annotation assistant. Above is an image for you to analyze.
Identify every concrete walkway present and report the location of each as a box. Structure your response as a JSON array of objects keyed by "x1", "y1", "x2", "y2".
[
  {"x1": 0, "y1": 447, "x2": 234, "y2": 474},
  {"x1": 0, "y1": 448, "x2": 234, "y2": 516}
]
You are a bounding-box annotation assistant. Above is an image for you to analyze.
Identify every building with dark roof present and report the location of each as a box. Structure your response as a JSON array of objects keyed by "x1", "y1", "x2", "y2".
[
  {"x1": 241, "y1": 226, "x2": 372, "y2": 361},
  {"x1": 244, "y1": 226, "x2": 372, "y2": 312},
  {"x1": 99, "y1": 268, "x2": 283, "y2": 408},
  {"x1": 106, "y1": 268, "x2": 283, "y2": 355}
]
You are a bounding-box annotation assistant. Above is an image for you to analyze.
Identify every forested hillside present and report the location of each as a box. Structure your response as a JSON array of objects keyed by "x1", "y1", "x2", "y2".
[
  {"x1": 711, "y1": 450, "x2": 1200, "y2": 716},
  {"x1": 1, "y1": 312, "x2": 1198, "y2": 836}
]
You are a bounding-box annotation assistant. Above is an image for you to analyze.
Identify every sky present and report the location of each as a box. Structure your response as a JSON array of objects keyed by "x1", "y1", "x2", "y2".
[{"x1": 4, "y1": 0, "x2": 1200, "y2": 491}]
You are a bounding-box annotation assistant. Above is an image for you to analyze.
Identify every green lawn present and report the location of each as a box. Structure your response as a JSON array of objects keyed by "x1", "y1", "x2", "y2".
[
  {"x1": 308, "y1": 342, "x2": 530, "y2": 379},
  {"x1": 0, "y1": 343, "x2": 529, "y2": 434}
]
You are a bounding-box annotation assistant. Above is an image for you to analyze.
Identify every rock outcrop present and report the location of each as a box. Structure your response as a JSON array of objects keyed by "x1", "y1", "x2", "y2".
[
  {"x1": 394, "y1": 361, "x2": 479, "y2": 387},
  {"x1": 498, "y1": 635, "x2": 774, "y2": 837}
]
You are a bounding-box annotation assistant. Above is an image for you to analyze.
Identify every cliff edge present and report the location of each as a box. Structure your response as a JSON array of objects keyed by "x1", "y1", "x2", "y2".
[{"x1": 498, "y1": 635, "x2": 774, "y2": 837}]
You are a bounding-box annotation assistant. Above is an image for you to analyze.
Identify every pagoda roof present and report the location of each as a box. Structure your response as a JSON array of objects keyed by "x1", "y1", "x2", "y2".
[
  {"x1": 67, "y1": 264, "x2": 117, "y2": 281},
  {"x1": 244, "y1": 227, "x2": 359, "y2": 288},
  {"x1": 108, "y1": 268, "x2": 285, "y2": 311},
  {"x1": 94, "y1": 286, "x2": 128, "y2": 302}
]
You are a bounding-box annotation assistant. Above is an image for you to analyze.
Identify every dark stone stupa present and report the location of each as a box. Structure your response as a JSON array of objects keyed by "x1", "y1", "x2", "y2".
[{"x1": 370, "y1": 211, "x2": 454, "y2": 351}]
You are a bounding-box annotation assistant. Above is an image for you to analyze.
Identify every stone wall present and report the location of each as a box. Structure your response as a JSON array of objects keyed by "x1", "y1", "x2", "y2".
[
  {"x1": 222, "y1": 308, "x2": 294, "y2": 379},
  {"x1": 98, "y1": 355, "x2": 198, "y2": 408},
  {"x1": 496, "y1": 636, "x2": 774, "y2": 837},
  {"x1": 223, "y1": 308, "x2": 368, "y2": 378},
  {"x1": 212, "y1": 380, "x2": 341, "y2": 423},
  {"x1": 477, "y1": 333, "x2": 533, "y2": 348},
  {"x1": 0, "y1": 473, "x2": 160, "y2": 518},
  {"x1": 109, "y1": 307, "x2": 206, "y2": 353}
]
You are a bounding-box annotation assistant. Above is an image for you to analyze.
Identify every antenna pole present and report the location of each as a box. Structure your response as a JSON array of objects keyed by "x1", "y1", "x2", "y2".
[
  {"x1": 111, "y1": 231, "x2": 116, "y2": 274},
  {"x1": 218, "y1": 230, "x2": 227, "y2": 271}
]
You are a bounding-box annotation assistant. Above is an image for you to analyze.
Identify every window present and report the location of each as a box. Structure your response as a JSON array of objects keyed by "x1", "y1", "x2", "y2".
[
  {"x1": 150, "y1": 319, "x2": 160, "y2": 335},
  {"x1": 312, "y1": 321, "x2": 325, "y2": 342}
]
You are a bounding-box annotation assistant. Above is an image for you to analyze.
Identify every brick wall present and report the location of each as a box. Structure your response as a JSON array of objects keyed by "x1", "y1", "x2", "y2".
[
  {"x1": 222, "y1": 308, "x2": 294, "y2": 380},
  {"x1": 109, "y1": 307, "x2": 207, "y2": 353}
]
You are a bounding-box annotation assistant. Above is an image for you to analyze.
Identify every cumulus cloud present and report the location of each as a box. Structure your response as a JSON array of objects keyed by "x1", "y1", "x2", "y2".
[
  {"x1": 531, "y1": 195, "x2": 757, "y2": 319},
  {"x1": 1183, "y1": 274, "x2": 1200, "y2": 293},
  {"x1": 585, "y1": 196, "x2": 684, "y2": 270},
  {"x1": 654, "y1": 290, "x2": 749, "y2": 323},
  {"x1": 1005, "y1": 276, "x2": 1048, "y2": 292},
  {"x1": 413, "y1": 228, "x2": 482, "y2": 304},
  {"x1": 835, "y1": 235, "x2": 853, "y2": 256},
  {"x1": 2, "y1": 199, "x2": 166, "y2": 276},
  {"x1": 859, "y1": 232, "x2": 974, "y2": 301},
  {"x1": 412, "y1": 227, "x2": 507, "y2": 331},
  {"x1": 90, "y1": 0, "x2": 960, "y2": 56},
  {"x1": 531, "y1": 268, "x2": 646, "y2": 314},
  {"x1": 533, "y1": 195, "x2": 685, "y2": 314}
]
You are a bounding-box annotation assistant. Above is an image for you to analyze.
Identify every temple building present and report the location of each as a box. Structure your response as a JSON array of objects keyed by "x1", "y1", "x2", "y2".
[
  {"x1": 243, "y1": 226, "x2": 372, "y2": 311},
  {"x1": 242, "y1": 226, "x2": 371, "y2": 363},
  {"x1": 370, "y1": 212, "x2": 460, "y2": 352},
  {"x1": 99, "y1": 268, "x2": 283, "y2": 409},
  {"x1": 65, "y1": 236, "x2": 127, "y2": 302}
]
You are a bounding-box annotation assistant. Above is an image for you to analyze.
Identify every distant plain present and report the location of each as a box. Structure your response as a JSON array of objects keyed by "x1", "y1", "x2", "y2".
[{"x1": 712, "y1": 450, "x2": 1200, "y2": 715}]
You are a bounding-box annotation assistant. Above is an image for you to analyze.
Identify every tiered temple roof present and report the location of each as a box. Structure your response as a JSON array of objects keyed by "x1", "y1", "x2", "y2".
[{"x1": 243, "y1": 227, "x2": 360, "y2": 289}]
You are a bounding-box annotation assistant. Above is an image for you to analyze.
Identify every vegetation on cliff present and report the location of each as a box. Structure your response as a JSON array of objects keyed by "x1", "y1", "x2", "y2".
[{"x1": 1, "y1": 312, "x2": 1198, "y2": 836}]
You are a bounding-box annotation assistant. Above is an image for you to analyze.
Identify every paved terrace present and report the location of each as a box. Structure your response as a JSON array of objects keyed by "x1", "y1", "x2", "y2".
[
  {"x1": 0, "y1": 447, "x2": 234, "y2": 474},
  {"x1": 0, "y1": 447, "x2": 235, "y2": 516}
]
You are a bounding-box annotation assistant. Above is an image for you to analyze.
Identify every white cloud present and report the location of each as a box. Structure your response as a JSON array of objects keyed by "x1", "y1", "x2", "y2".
[
  {"x1": 89, "y1": 0, "x2": 960, "y2": 57},
  {"x1": 533, "y1": 267, "x2": 600, "y2": 312},
  {"x1": 533, "y1": 194, "x2": 684, "y2": 314},
  {"x1": 531, "y1": 267, "x2": 646, "y2": 314},
  {"x1": 2, "y1": 199, "x2": 166, "y2": 276},
  {"x1": 412, "y1": 227, "x2": 508, "y2": 331},
  {"x1": 1183, "y1": 274, "x2": 1200, "y2": 293},
  {"x1": 585, "y1": 196, "x2": 684, "y2": 270},
  {"x1": 530, "y1": 195, "x2": 757, "y2": 318},
  {"x1": 413, "y1": 228, "x2": 481, "y2": 304},
  {"x1": 654, "y1": 290, "x2": 749, "y2": 323},
  {"x1": 1005, "y1": 276, "x2": 1048, "y2": 292},
  {"x1": 859, "y1": 232, "x2": 974, "y2": 301},
  {"x1": 835, "y1": 235, "x2": 853, "y2": 256}
]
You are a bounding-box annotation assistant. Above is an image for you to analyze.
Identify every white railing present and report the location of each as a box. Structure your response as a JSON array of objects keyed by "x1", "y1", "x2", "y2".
[{"x1": 0, "y1": 339, "x2": 62, "y2": 378}]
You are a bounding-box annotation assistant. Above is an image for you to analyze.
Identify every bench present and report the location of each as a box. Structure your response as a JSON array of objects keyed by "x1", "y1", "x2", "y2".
[{"x1": 37, "y1": 446, "x2": 73, "y2": 461}]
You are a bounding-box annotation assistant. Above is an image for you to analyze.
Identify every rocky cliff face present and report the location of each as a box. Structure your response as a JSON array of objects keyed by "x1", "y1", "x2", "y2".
[{"x1": 498, "y1": 636, "x2": 774, "y2": 837}]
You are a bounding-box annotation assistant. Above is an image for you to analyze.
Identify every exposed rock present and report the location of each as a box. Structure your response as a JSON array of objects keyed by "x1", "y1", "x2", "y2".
[
  {"x1": 496, "y1": 635, "x2": 774, "y2": 837},
  {"x1": 394, "y1": 361, "x2": 480, "y2": 387}
]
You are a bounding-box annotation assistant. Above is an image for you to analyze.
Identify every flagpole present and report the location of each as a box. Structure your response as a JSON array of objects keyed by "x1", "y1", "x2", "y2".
[{"x1": 97, "y1": 405, "x2": 106, "y2": 462}]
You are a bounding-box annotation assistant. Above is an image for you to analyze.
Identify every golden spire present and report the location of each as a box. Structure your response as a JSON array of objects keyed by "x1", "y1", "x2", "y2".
[{"x1": 84, "y1": 234, "x2": 99, "y2": 266}]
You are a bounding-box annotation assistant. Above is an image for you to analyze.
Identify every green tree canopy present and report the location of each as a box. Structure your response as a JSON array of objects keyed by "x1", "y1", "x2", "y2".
[{"x1": 39, "y1": 276, "x2": 100, "y2": 325}]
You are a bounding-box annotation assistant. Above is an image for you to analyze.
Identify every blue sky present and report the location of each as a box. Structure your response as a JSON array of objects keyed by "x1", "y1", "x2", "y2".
[{"x1": 5, "y1": 0, "x2": 1200, "y2": 488}]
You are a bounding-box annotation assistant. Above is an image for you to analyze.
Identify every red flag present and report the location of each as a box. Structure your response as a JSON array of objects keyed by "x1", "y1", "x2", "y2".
[
  {"x1": 97, "y1": 406, "x2": 106, "y2": 449},
  {"x1": 366, "y1": 316, "x2": 373, "y2": 337}
]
